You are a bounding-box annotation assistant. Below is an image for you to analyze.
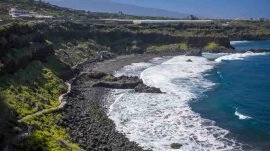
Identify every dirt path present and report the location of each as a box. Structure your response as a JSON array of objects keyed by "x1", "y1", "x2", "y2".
[
  {"x1": 18, "y1": 82, "x2": 71, "y2": 123},
  {"x1": 2, "y1": 83, "x2": 72, "y2": 151}
]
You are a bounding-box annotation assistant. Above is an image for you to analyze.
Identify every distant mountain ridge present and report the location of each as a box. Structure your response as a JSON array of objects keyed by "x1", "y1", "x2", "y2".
[{"x1": 44, "y1": 0, "x2": 189, "y2": 18}]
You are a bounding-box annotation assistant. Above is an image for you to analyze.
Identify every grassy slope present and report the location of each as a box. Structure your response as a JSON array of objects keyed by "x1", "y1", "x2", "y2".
[
  {"x1": 0, "y1": 58, "x2": 81, "y2": 150},
  {"x1": 0, "y1": 60, "x2": 66, "y2": 119},
  {"x1": 0, "y1": 15, "x2": 80, "y2": 151}
]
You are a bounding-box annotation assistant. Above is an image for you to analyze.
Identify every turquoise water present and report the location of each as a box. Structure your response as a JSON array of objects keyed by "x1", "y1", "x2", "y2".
[
  {"x1": 192, "y1": 41, "x2": 270, "y2": 150},
  {"x1": 110, "y1": 41, "x2": 270, "y2": 150},
  {"x1": 231, "y1": 40, "x2": 270, "y2": 50}
]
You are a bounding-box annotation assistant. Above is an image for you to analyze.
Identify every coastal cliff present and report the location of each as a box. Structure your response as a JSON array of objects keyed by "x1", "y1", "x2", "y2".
[
  {"x1": 0, "y1": 21, "x2": 234, "y2": 150},
  {"x1": 0, "y1": 22, "x2": 235, "y2": 73}
]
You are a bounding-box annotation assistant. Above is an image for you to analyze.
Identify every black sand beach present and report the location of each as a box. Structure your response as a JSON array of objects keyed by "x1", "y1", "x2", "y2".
[{"x1": 60, "y1": 54, "x2": 168, "y2": 151}]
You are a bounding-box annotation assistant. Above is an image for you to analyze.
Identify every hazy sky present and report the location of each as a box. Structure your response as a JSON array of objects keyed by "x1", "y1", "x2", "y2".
[
  {"x1": 46, "y1": 0, "x2": 270, "y2": 18},
  {"x1": 111, "y1": 0, "x2": 270, "y2": 18}
]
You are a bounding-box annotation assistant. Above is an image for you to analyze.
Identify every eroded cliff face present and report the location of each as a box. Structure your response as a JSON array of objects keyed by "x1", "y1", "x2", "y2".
[
  {"x1": 0, "y1": 22, "x2": 233, "y2": 74},
  {"x1": 0, "y1": 23, "x2": 54, "y2": 75},
  {"x1": 136, "y1": 32, "x2": 232, "y2": 48},
  {"x1": 92, "y1": 30, "x2": 233, "y2": 54},
  {"x1": 0, "y1": 23, "x2": 71, "y2": 150},
  {"x1": 229, "y1": 34, "x2": 270, "y2": 41}
]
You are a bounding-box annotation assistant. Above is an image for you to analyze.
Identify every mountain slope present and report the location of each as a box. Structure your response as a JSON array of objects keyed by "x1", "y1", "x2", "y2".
[{"x1": 44, "y1": 0, "x2": 188, "y2": 18}]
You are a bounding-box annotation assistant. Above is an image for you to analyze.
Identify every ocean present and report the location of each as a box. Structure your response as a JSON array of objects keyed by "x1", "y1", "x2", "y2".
[
  {"x1": 108, "y1": 41, "x2": 270, "y2": 151},
  {"x1": 231, "y1": 40, "x2": 270, "y2": 51}
]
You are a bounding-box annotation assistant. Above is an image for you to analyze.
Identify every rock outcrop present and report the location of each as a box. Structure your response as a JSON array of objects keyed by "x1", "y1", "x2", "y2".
[
  {"x1": 60, "y1": 87, "x2": 147, "y2": 151},
  {"x1": 170, "y1": 143, "x2": 182, "y2": 149},
  {"x1": 134, "y1": 83, "x2": 162, "y2": 93},
  {"x1": 76, "y1": 71, "x2": 162, "y2": 93},
  {"x1": 59, "y1": 71, "x2": 157, "y2": 151}
]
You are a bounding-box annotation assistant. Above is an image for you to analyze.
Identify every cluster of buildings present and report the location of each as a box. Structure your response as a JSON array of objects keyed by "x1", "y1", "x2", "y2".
[
  {"x1": 8, "y1": 8, "x2": 54, "y2": 19},
  {"x1": 234, "y1": 17, "x2": 268, "y2": 21}
]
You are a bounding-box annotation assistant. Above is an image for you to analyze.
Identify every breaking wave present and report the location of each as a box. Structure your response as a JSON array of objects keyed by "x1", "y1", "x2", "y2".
[
  {"x1": 230, "y1": 41, "x2": 250, "y2": 45},
  {"x1": 215, "y1": 52, "x2": 267, "y2": 62},
  {"x1": 235, "y1": 108, "x2": 252, "y2": 120},
  {"x1": 108, "y1": 56, "x2": 244, "y2": 150}
]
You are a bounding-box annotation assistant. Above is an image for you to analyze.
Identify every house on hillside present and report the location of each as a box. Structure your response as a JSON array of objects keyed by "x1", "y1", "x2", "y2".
[
  {"x1": 34, "y1": 15, "x2": 55, "y2": 19},
  {"x1": 9, "y1": 8, "x2": 31, "y2": 18}
]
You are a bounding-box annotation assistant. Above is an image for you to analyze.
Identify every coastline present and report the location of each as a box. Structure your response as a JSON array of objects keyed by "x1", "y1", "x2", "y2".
[
  {"x1": 61, "y1": 49, "x2": 270, "y2": 150},
  {"x1": 1, "y1": 1, "x2": 270, "y2": 149},
  {"x1": 60, "y1": 54, "x2": 166, "y2": 151}
]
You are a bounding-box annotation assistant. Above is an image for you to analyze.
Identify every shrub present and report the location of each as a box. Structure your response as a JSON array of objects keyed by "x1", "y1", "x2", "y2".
[
  {"x1": 178, "y1": 43, "x2": 188, "y2": 50},
  {"x1": 204, "y1": 42, "x2": 219, "y2": 50},
  {"x1": 0, "y1": 61, "x2": 66, "y2": 118},
  {"x1": 146, "y1": 43, "x2": 187, "y2": 53},
  {"x1": 22, "y1": 113, "x2": 80, "y2": 151}
]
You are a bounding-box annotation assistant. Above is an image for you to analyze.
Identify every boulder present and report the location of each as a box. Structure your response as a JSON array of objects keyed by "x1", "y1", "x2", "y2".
[
  {"x1": 93, "y1": 75, "x2": 141, "y2": 89},
  {"x1": 76, "y1": 71, "x2": 162, "y2": 93},
  {"x1": 186, "y1": 59, "x2": 192, "y2": 62},
  {"x1": 134, "y1": 83, "x2": 162, "y2": 93},
  {"x1": 99, "y1": 51, "x2": 116, "y2": 61},
  {"x1": 170, "y1": 143, "x2": 182, "y2": 149},
  {"x1": 87, "y1": 71, "x2": 107, "y2": 79}
]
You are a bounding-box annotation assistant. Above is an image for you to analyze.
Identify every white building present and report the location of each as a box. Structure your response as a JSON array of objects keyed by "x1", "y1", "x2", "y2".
[
  {"x1": 9, "y1": 8, "x2": 31, "y2": 18},
  {"x1": 34, "y1": 15, "x2": 54, "y2": 19},
  {"x1": 132, "y1": 19, "x2": 213, "y2": 24}
]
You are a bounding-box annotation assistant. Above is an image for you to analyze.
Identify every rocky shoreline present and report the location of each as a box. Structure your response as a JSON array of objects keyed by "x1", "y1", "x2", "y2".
[
  {"x1": 56, "y1": 51, "x2": 194, "y2": 151},
  {"x1": 59, "y1": 70, "x2": 163, "y2": 151},
  {"x1": 59, "y1": 47, "x2": 270, "y2": 151}
]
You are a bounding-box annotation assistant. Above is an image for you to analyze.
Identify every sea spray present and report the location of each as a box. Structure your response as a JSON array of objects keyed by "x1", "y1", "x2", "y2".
[{"x1": 109, "y1": 56, "x2": 243, "y2": 150}]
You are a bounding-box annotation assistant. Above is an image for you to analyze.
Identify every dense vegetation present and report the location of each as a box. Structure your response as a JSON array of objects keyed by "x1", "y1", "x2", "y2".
[
  {"x1": 20, "y1": 113, "x2": 80, "y2": 151},
  {"x1": 0, "y1": 60, "x2": 76, "y2": 150},
  {"x1": 146, "y1": 43, "x2": 187, "y2": 53},
  {"x1": 0, "y1": 22, "x2": 76, "y2": 150},
  {"x1": 133, "y1": 20, "x2": 270, "y2": 39}
]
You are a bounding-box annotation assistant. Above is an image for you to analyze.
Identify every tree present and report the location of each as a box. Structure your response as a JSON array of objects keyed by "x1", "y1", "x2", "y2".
[{"x1": 188, "y1": 15, "x2": 198, "y2": 20}]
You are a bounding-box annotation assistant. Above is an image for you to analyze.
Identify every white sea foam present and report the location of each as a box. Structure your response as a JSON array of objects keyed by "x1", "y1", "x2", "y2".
[
  {"x1": 215, "y1": 52, "x2": 267, "y2": 62},
  {"x1": 202, "y1": 52, "x2": 229, "y2": 60},
  {"x1": 114, "y1": 57, "x2": 171, "y2": 77},
  {"x1": 151, "y1": 57, "x2": 163, "y2": 61},
  {"x1": 235, "y1": 108, "x2": 252, "y2": 120},
  {"x1": 230, "y1": 41, "x2": 250, "y2": 45},
  {"x1": 109, "y1": 56, "x2": 244, "y2": 151},
  {"x1": 114, "y1": 62, "x2": 153, "y2": 77}
]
